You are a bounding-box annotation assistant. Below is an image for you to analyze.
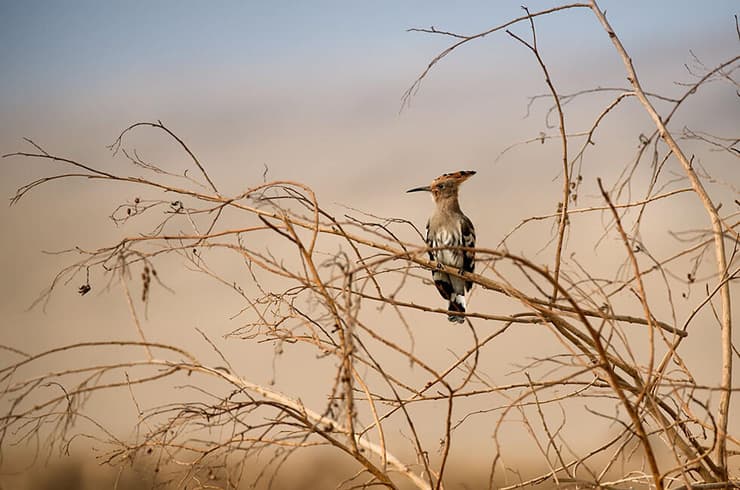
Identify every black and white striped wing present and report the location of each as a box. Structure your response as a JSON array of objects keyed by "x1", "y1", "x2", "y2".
[
  {"x1": 460, "y1": 215, "x2": 475, "y2": 291},
  {"x1": 424, "y1": 220, "x2": 435, "y2": 262}
]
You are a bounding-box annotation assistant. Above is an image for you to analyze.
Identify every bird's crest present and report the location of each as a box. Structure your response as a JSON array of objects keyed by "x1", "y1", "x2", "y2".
[
  {"x1": 406, "y1": 170, "x2": 476, "y2": 195},
  {"x1": 431, "y1": 170, "x2": 476, "y2": 187}
]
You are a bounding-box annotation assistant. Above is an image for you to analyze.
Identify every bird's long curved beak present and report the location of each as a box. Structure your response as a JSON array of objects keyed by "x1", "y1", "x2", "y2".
[{"x1": 406, "y1": 185, "x2": 432, "y2": 193}]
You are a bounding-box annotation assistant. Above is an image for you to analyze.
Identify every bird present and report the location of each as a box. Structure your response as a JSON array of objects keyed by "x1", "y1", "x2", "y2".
[{"x1": 407, "y1": 170, "x2": 476, "y2": 323}]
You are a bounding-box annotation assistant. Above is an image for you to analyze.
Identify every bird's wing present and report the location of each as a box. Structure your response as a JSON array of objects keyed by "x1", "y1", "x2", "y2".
[
  {"x1": 461, "y1": 215, "x2": 476, "y2": 290},
  {"x1": 424, "y1": 220, "x2": 434, "y2": 261}
]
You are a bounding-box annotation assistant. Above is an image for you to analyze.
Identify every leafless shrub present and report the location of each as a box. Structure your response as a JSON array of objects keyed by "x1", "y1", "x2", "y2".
[{"x1": 2, "y1": 2, "x2": 738, "y2": 489}]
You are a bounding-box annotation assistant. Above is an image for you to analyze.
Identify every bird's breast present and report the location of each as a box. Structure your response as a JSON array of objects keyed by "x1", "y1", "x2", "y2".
[{"x1": 429, "y1": 228, "x2": 464, "y2": 268}]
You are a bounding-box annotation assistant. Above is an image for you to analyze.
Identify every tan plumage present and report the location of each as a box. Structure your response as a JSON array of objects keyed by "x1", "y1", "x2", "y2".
[{"x1": 407, "y1": 171, "x2": 476, "y2": 323}]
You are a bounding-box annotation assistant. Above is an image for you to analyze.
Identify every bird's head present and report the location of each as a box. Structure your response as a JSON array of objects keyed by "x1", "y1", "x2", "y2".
[{"x1": 406, "y1": 170, "x2": 476, "y2": 202}]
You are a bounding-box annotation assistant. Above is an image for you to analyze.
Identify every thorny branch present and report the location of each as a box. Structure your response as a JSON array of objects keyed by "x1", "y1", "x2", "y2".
[
  {"x1": 505, "y1": 6, "x2": 571, "y2": 303},
  {"x1": 588, "y1": 0, "x2": 735, "y2": 481}
]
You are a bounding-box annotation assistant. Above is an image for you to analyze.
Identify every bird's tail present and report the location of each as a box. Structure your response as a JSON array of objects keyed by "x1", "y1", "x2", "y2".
[{"x1": 447, "y1": 294, "x2": 466, "y2": 323}]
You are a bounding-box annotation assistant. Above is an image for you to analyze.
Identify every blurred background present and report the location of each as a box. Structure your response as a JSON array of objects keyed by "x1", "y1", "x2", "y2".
[{"x1": 1, "y1": 1, "x2": 738, "y2": 488}]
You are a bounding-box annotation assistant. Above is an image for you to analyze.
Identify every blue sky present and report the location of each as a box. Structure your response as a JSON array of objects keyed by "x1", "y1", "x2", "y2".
[
  {"x1": 1, "y1": 2, "x2": 736, "y2": 102},
  {"x1": 1, "y1": 1, "x2": 737, "y2": 210}
]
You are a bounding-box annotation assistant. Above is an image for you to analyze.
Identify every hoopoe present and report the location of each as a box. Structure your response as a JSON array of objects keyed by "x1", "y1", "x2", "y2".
[{"x1": 407, "y1": 170, "x2": 476, "y2": 323}]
